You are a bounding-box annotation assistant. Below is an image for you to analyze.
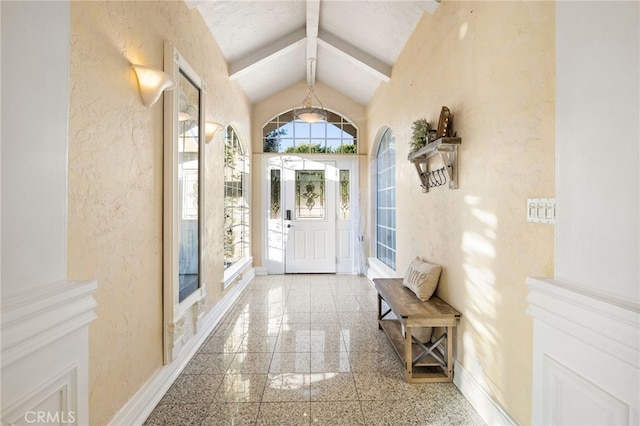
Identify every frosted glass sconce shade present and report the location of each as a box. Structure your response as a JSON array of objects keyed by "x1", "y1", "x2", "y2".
[
  {"x1": 205, "y1": 121, "x2": 223, "y2": 143},
  {"x1": 132, "y1": 64, "x2": 176, "y2": 107}
]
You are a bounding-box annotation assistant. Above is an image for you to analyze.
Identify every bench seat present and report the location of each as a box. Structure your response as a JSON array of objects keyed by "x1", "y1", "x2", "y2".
[{"x1": 374, "y1": 278, "x2": 461, "y2": 383}]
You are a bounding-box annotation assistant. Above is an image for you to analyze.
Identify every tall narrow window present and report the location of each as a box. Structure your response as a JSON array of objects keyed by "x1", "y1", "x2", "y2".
[
  {"x1": 339, "y1": 170, "x2": 350, "y2": 220},
  {"x1": 376, "y1": 129, "x2": 396, "y2": 270},
  {"x1": 224, "y1": 126, "x2": 249, "y2": 271},
  {"x1": 270, "y1": 169, "x2": 281, "y2": 219}
]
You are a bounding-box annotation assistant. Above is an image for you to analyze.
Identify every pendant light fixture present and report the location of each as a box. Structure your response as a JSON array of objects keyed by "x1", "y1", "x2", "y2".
[{"x1": 295, "y1": 85, "x2": 327, "y2": 123}]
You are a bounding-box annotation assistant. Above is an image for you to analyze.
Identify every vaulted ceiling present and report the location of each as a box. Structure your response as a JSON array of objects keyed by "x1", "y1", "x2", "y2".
[{"x1": 185, "y1": 0, "x2": 440, "y2": 105}]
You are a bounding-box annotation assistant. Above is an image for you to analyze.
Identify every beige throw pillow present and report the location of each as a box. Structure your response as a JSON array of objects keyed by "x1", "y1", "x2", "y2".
[{"x1": 402, "y1": 257, "x2": 442, "y2": 301}]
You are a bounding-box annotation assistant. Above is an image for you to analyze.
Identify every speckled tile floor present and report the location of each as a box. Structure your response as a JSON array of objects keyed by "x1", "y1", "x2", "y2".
[{"x1": 145, "y1": 275, "x2": 485, "y2": 426}]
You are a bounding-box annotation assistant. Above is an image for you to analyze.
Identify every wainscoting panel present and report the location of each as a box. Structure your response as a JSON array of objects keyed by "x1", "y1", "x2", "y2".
[
  {"x1": 527, "y1": 277, "x2": 639, "y2": 425},
  {"x1": 1, "y1": 280, "x2": 97, "y2": 426},
  {"x1": 2, "y1": 364, "x2": 78, "y2": 426},
  {"x1": 542, "y1": 355, "x2": 629, "y2": 425}
]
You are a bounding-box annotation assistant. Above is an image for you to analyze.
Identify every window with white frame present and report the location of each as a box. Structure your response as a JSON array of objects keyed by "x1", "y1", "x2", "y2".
[
  {"x1": 376, "y1": 129, "x2": 396, "y2": 270},
  {"x1": 224, "y1": 126, "x2": 249, "y2": 270},
  {"x1": 262, "y1": 110, "x2": 357, "y2": 153}
]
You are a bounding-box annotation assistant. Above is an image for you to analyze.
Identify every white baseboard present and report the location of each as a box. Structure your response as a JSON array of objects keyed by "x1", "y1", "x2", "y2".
[
  {"x1": 454, "y1": 360, "x2": 516, "y2": 426},
  {"x1": 254, "y1": 266, "x2": 268, "y2": 276},
  {"x1": 108, "y1": 271, "x2": 254, "y2": 426}
]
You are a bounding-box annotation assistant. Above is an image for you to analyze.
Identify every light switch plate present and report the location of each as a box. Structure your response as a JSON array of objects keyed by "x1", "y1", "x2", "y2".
[{"x1": 527, "y1": 198, "x2": 555, "y2": 224}]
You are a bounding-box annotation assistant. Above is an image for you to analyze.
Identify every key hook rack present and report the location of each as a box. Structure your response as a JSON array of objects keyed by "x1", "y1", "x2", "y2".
[
  {"x1": 421, "y1": 166, "x2": 448, "y2": 189},
  {"x1": 407, "y1": 137, "x2": 461, "y2": 193}
]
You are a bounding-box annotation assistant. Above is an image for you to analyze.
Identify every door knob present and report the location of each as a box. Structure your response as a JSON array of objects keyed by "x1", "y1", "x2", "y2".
[{"x1": 287, "y1": 224, "x2": 293, "y2": 228}]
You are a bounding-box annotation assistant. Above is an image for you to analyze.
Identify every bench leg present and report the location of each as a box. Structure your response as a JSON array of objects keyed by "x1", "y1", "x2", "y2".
[
  {"x1": 405, "y1": 325, "x2": 413, "y2": 382},
  {"x1": 446, "y1": 325, "x2": 454, "y2": 380},
  {"x1": 377, "y1": 294, "x2": 382, "y2": 329}
]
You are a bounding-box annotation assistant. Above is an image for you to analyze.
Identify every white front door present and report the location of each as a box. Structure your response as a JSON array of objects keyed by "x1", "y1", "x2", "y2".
[
  {"x1": 283, "y1": 159, "x2": 336, "y2": 273},
  {"x1": 264, "y1": 155, "x2": 357, "y2": 275}
]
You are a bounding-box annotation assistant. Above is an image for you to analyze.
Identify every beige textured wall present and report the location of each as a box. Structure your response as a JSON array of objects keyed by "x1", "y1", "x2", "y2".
[
  {"x1": 250, "y1": 81, "x2": 367, "y2": 267},
  {"x1": 366, "y1": 1, "x2": 554, "y2": 423},
  {"x1": 67, "y1": 2, "x2": 250, "y2": 424}
]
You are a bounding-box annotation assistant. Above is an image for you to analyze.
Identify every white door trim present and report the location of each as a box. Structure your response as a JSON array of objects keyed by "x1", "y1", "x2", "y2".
[{"x1": 261, "y1": 154, "x2": 359, "y2": 275}]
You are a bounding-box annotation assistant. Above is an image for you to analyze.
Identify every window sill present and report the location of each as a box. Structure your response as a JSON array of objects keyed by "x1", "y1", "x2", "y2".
[
  {"x1": 175, "y1": 286, "x2": 206, "y2": 319},
  {"x1": 223, "y1": 257, "x2": 253, "y2": 288},
  {"x1": 367, "y1": 257, "x2": 398, "y2": 280}
]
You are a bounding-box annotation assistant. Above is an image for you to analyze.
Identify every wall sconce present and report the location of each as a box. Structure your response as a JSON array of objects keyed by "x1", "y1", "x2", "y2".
[
  {"x1": 205, "y1": 121, "x2": 223, "y2": 143},
  {"x1": 131, "y1": 64, "x2": 176, "y2": 107}
]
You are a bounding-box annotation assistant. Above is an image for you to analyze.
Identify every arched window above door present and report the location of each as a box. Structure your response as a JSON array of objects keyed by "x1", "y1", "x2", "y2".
[{"x1": 262, "y1": 110, "x2": 358, "y2": 153}]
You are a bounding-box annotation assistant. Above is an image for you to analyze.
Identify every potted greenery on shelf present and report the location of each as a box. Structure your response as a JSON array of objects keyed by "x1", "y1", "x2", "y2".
[{"x1": 410, "y1": 118, "x2": 434, "y2": 153}]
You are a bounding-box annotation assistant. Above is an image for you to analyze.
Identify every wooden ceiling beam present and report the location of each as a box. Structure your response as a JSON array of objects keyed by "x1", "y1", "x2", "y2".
[
  {"x1": 306, "y1": 0, "x2": 320, "y2": 85},
  {"x1": 317, "y1": 29, "x2": 391, "y2": 82},
  {"x1": 229, "y1": 27, "x2": 306, "y2": 80}
]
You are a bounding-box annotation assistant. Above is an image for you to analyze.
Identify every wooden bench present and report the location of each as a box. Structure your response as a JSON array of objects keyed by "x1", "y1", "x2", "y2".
[{"x1": 374, "y1": 278, "x2": 461, "y2": 383}]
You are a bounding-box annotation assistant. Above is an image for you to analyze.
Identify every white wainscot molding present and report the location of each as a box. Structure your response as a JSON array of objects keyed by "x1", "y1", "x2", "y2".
[
  {"x1": 1, "y1": 280, "x2": 98, "y2": 426},
  {"x1": 527, "y1": 277, "x2": 640, "y2": 426}
]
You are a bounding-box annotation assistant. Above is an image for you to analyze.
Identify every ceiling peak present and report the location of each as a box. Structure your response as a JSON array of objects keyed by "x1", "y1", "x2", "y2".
[{"x1": 195, "y1": 0, "x2": 441, "y2": 104}]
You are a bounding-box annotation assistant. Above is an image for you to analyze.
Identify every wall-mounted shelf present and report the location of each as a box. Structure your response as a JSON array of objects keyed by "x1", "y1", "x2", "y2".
[{"x1": 407, "y1": 137, "x2": 461, "y2": 192}]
